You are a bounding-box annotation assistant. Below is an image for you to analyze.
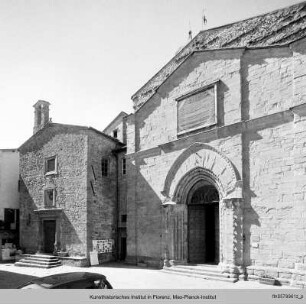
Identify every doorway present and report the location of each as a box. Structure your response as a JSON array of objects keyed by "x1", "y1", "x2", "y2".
[
  {"x1": 43, "y1": 220, "x2": 56, "y2": 253},
  {"x1": 187, "y1": 182, "x2": 219, "y2": 264},
  {"x1": 120, "y1": 237, "x2": 127, "y2": 260}
]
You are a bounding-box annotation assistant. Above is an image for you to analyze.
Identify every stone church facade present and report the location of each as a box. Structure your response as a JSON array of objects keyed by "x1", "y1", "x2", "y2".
[
  {"x1": 19, "y1": 101, "x2": 124, "y2": 264},
  {"x1": 18, "y1": 2, "x2": 306, "y2": 286},
  {"x1": 124, "y1": 2, "x2": 306, "y2": 285}
]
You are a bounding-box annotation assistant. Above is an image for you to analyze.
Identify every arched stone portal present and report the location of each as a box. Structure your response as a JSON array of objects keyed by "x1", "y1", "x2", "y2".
[{"x1": 161, "y1": 143, "x2": 244, "y2": 279}]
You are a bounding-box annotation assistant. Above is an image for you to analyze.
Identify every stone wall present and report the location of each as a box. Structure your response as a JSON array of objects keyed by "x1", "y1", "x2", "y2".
[
  {"x1": 245, "y1": 113, "x2": 306, "y2": 286},
  {"x1": 117, "y1": 151, "x2": 127, "y2": 219},
  {"x1": 292, "y1": 38, "x2": 306, "y2": 107},
  {"x1": 126, "y1": 114, "x2": 135, "y2": 154},
  {"x1": 126, "y1": 42, "x2": 306, "y2": 279},
  {"x1": 19, "y1": 124, "x2": 88, "y2": 256},
  {"x1": 245, "y1": 47, "x2": 293, "y2": 120},
  {"x1": 126, "y1": 132, "x2": 243, "y2": 267},
  {"x1": 86, "y1": 131, "x2": 118, "y2": 262},
  {"x1": 135, "y1": 50, "x2": 243, "y2": 152}
]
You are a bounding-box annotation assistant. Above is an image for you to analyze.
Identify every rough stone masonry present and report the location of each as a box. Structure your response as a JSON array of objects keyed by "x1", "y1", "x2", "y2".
[{"x1": 124, "y1": 2, "x2": 306, "y2": 287}]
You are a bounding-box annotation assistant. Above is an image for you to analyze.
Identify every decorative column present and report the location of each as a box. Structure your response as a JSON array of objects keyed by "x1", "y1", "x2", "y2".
[
  {"x1": 220, "y1": 198, "x2": 245, "y2": 280},
  {"x1": 37, "y1": 220, "x2": 43, "y2": 253},
  {"x1": 162, "y1": 201, "x2": 176, "y2": 267},
  {"x1": 53, "y1": 219, "x2": 61, "y2": 255},
  {"x1": 162, "y1": 199, "x2": 188, "y2": 267}
]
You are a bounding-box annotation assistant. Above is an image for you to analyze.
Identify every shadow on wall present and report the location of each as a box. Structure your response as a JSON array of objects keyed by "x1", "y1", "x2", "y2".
[
  {"x1": 240, "y1": 47, "x2": 295, "y2": 267},
  {"x1": 241, "y1": 47, "x2": 292, "y2": 122},
  {"x1": 217, "y1": 81, "x2": 228, "y2": 127},
  {"x1": 19, "y1": 179, "x2": 38, "y2": 253},
  {"x1": 59, "y1": 212, "x2": 83, "y2": 257},
  {"x1": 135, "y1": 93, "x2": 162, "y2": 152},
  {"x1": 126, "y1": 157, "x2": 164, "y2": 268},
  {"x1": 241, "y1": 130, "x2": 261, "y2": 267},
  {"x1": 19, "y1": 179, "x2": 83, "y2": 256}
]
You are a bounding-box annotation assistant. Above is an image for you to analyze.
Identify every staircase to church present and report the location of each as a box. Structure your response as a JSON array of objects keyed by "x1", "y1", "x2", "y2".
[
  {"x1": 15, "y1": 254, "x2": 62, "y2": 268},
  {"x1": 162, "y1": 264, "x2": 238, "y2": 283}
]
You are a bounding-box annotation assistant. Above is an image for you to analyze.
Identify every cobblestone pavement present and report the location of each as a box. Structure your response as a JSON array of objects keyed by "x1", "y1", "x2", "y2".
[{"x1": 0, "y1": 262, "x2": 298, "y2": 289}]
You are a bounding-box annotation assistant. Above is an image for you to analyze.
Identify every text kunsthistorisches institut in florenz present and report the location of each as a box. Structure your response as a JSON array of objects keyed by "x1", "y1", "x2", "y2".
[{"x1": 9, "y1": 1, "x2": 306, "y2": 287}]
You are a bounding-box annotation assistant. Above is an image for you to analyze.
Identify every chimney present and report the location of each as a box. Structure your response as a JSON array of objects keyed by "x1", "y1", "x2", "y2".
[{"x1": 33, "y1": 100, "x2": 51, "y2": 134}]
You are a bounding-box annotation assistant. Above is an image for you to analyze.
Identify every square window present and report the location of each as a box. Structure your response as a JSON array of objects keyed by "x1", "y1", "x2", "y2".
[
  {"x1": 101, "y1": 158, "x2": 108, "y2": 176},
  {"x1": 177, "y1": 83, "x2": 217, "y2": 134},
  {"x1": 45, "y1": 156, "x2": 57, "y2": 175},
  {"x1": 44, "y1": 189, "x2": 55, "y2": 207}
]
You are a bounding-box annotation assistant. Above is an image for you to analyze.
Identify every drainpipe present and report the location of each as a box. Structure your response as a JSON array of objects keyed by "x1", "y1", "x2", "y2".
[{"x1": 115, "y1": 152, "x2": 120, "y2": 261}]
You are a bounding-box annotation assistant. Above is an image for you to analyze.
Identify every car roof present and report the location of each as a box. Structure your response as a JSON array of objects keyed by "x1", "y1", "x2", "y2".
[{"x1": 31, "y1": 272, "x2": 107, "y2": 287}]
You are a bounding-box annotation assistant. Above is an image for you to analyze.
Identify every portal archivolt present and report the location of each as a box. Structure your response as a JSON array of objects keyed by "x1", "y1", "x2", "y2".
[
  {"x1": 161, "y1": 143, "x2": 244, "y2": 276},
  {"x1": 161, "y1": 142, "x2": 242, "y2": 203}
]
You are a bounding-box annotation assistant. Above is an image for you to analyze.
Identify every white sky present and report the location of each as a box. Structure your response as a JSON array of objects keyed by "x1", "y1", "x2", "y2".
[{"x1": 0, "y1": 0, "x2": 302, "y2": 148}]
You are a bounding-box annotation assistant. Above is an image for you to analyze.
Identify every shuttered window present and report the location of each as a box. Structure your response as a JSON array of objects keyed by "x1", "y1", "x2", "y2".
[
  {"x1": 101, "y1": 158, "x2": 108, "y2": 176},
  {"x1": 177, "y1": 84, "x2": 217, "y2": 134}
]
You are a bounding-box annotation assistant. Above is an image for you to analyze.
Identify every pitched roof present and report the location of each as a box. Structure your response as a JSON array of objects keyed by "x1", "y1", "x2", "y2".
[
  {"x1": 103, "y1": 111, "x2": 128, "y2": 133},
  {"x1": 132, "y1": 1, "x2": 306, "y2": 110},
  {"x1": 19, "y1": 122, "x2": 124, "y2": 151}
]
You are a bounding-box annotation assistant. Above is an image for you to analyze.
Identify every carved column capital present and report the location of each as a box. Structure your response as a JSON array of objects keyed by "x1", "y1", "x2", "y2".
[{"x1": 222, "y1": 198, "x2": 243, "y2": 209}]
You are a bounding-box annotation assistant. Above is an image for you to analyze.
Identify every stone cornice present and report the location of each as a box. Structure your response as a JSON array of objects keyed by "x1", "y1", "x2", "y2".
[{"x1": 126, "y1": 106, "x2": 300, "y2": 160}]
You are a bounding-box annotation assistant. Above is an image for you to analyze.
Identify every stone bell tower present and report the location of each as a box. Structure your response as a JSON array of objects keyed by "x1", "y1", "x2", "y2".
[{"x1": 33, "y1": 100, "x2": 51, "y2": 134}]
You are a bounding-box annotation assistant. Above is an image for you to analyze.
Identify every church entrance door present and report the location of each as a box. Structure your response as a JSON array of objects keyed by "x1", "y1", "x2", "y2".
[
  {"x1": 187, "y1": 182, "x2": 219, "y2": 264},
  {"x1": 43, "y1": 220, "x2": 56, "y2": 254}
]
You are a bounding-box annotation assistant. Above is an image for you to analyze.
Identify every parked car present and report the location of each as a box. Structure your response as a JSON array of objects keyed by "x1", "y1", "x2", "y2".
[{"x1": 17, "y1": 272, "x2": 113, "y2": 289}]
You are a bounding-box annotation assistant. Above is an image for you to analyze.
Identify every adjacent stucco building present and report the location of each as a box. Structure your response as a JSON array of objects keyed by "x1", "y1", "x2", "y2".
[
  {"x1": 123, "y1": 2, "x2": 306, "y2": 286},
  {"x1": 0, "y1": 149, "x2": 19, "y2": 248}
]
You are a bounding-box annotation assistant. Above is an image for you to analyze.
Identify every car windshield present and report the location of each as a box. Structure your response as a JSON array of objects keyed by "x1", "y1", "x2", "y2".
[{"x1": 20, "y1": 283, "x2": 47, "y2": 289}]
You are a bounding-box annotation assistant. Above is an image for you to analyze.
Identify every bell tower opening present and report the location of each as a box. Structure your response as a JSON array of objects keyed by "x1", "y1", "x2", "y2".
[{"x1": 187, "y1": 180, "x2": 219, "y2": 265}]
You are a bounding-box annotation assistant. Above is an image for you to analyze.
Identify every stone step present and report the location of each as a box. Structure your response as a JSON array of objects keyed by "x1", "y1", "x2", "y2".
[
  {"x1": 173, "y1": 264, "x2": 224, "y2": 272},
  {"x1": 14, "y1": 254, "x2": 61, "y2": 268},
  {"x1": 15, "y1": 261, "x2": 61, "y2": 269},
  {"x1": 165, "y1": 266, "x2": 230, "y2": 278},
  {"x1": 26, "y1": 256, "x2": 60, "y2": 262},
  {"x1": 26, "y1": 254, "x2": 58, "y2": 260},
  {"x1": 162, "y1": 268, "x2": 237, "y2": 283},
  {"x1": 247, "y1": 274, "x2": 290, "y2": 286},
  {"x1": 17, "y1": 259, "x2": 61, "y2": 266},
  {"x1": 162, "y1": 265, "x2": 237, "y2": 283}
]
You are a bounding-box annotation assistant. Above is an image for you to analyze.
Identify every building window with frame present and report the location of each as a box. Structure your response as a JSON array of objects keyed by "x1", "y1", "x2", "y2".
[
  {"x1": 44, "y1": 188, "x2": 56, "y2": 207},
  {"x1": 122, "y1": 158, "x2": 126, "y2": 175},
  {"x1": 121, "y1": 215, "x2": 127, "y2": 223},
  {"x1": 177, "y1": 82, "x2": 218, "y2": 135},
  {"x1": 113, "y1": 129, "x2": 118, "y2": 139},
  {"x1": 101, "y1": 158, "x2": 108, "y2": 177},
  {"x1": 45, "y1": 156, "x2": 57, "y2": 175}
]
